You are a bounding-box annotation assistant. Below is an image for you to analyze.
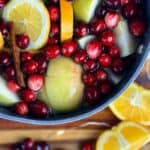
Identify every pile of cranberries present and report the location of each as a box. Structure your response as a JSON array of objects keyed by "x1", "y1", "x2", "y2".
[{"x1": 0, "y1": 0, "x2": 146, "y2": 118}]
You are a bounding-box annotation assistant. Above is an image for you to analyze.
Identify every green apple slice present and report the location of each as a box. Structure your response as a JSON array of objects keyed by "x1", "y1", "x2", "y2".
[
  {"x1": 0, "y1": 76, "x2": 19, "y2": 106},
  {"x1": 78, "y1": 35, "x2": 95, "y2": 49},
  {"x1": 73, "y1": 0, "x2": 100, "y2": 23},
  {"x1": 45, "y1": 57, "x2": 84, "y2": 112},
  {"x1": 114, "y1": 18, "x2": 137, "y2": 57}
]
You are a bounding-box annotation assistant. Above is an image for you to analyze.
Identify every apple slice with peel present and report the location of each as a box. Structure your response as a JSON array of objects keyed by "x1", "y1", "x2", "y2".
[
  {"x1": 73, "y1": 0, "x2": 101, "y2": 23},
  {"x1": 78, "y1": 35, "x2": 95, "y2": 49},
  {"x1": 0, "y1": 76, "x2": 19, "y2": 106},
  {"x1": 114, "y1": 18, "x2": 138, "y2": 57},
  {"x1": 45, "y1": 57, "x2": 84, "y2": 112}
]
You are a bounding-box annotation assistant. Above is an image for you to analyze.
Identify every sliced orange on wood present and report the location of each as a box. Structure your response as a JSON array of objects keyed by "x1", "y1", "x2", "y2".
[
  {"x1": 60, "y1": 0, "x2": 73, "y2": 42},
  {"x1": 110, "y1": 83, "x2": 150, "y2": 125},
  {"x1": 96, "y1": 121, "x2": 150, "y2": 150}
]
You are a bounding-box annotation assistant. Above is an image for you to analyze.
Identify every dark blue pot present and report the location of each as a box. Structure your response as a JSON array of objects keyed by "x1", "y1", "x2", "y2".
[{"x1": 0, "y1": 1, "x2": 150, "y2": 125}]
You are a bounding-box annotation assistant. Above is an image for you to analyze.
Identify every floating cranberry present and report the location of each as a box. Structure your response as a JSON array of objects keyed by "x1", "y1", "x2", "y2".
[
  {"x1": 21, "y1": 52, "x2": 33, "y2": 62},
  {"x1": 85, "y1": 86, "x2": 100, "y2": 104},
  {"x1": 47, "y1": 36, "x2": 59, "y2": 45},
  {"x1": 121, "y1": 0, "x2": 129, "y2": 5},
  {"x1": 75, "y1": 23, "x2": 89, "y2": 37},
  {"x1": 0, "y1": 0, "x2": 5, "y2": 8},
  {"x1": 34, "y1": 54, "x2": 48, "y2": 73},
  {"x1": 100, "y1": 82, "x2": 112, "y2": 94},
  {"x1": 21, "y1": 89, "x2": 36, "y2": 103},
  {"x1": 29, "y1": 101, "x2": 49, "y2": 118},
  {"x1": 44, "y1": 45, "x2": 60, "y2": 59},
  {"x1": 74, "y1": 51, "x2": 87, "y2": 64},
  {"x1": 0, "y1": 51, "x2": 11, "y2": 66},
  {"x1": 83, "y1": 60, "x2": 98, "y2": 72},
  {"x1": 16, "y1": 34, "x2": 30, "y2": 49},
  {"x1": 109, "y1": 45, "x2": 120, "y2": 58},
  {"x1": 48, "y1": 5, "x2": 60, "y2": 22},
  {"x1": 50, "y1": 23, "x2": 59, "y2": 36},
  {"x1": 86, "y1": 40, "x2": 102, "y2": 59},
  {"x1": 129, "y1": 19, "x2": 145, "y2": 36},
  {"x1": 0, "y1": 23, "x2": 9, "y2": 37},
  {"x1": 21, "y1": 138, "x2": 35, "y2": 150},
  {"x1": 90, "y1": 19, "x2": 105, "y2": 34},
  {"x1": 104, "y1": 12, "x2": 120, "y2": 29},
  {"x1": 111, "y1": 58, "x2": 124, "y2": 73},
  {"x1": 34, "y1": 141, "x2": 49, "y2": 150},
  {"x1": 7, "y1": 80, "x2": 21, "y2": 93},
  {"x1": 99, "y1": 53, "x2": 112, "y2": 67},
  {"x1": 15, "y1": 102, "x2": 28, "y2": 116},
  {"x1": 96, "y1": 69, "x2": 108, "y2": 82},
  {"x1": 62, "y1": 40, "x2": 78, "y2": 57},
  {"x1": 82, "y1": 73, "x2": 95, "y2": 86},
  {"x1": 5, "y1": 66, "x2": 15, "y2": 80},
  {"x1": 27, "y1": 74, "x2": 44, "y2": 91},
  {"x1": 104, "y1": 0, "x2": 121, "y2": 9},
  {"x1": 82, "y1": 143, "x2": 93, "y2": 150},
  {"x1": 22, "y1": 60, "x2": 38, "y2": 75},
  {"x1": 101, "y1": 30, "x2": 115, "y2": 46},
  {"x1": 122, "y1": 2, "x2": 137, "y2": 18}
]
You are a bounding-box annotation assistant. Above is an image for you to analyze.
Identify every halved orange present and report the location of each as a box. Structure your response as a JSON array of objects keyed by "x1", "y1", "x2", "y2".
[
  {"x1": 109, "y1": 83, "x2": 150, "y2": 125},
  {"x1": 60, "y1": 0, "x2": 73, "y2": 42}
]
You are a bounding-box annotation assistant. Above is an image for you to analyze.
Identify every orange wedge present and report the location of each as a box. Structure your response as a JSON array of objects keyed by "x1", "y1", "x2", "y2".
[
  {"x1": 60, "y1": 0, "x2": 73, "y2": 42},
  {"x1": 109, "y1": 83, "x2": 150, "y2": 125},
  {"x1": 96, "y1": 121, "x2": 150, "y2": 150}
]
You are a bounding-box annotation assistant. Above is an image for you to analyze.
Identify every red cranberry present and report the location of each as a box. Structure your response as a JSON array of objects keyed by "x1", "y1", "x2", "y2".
[
  {"x1": 62, "y1": 40, "x2": 78, "y2": 57},
  {"x1": 86, "y1": 40, "x2": 102, "y2": 59},
  {"x1": 21, "y1": 52, "x2": 33, "y2": 62},
  {"x1": 44, "y1": 45, "x2": 60, "y2": 59},
  {"x1": 90, "y1": 19, "x2": 105, "y2": 34},
  {"x1": 104, "y1": 12, "x2": 120, "y2": 29},
  {"x1": 21, "y1": 89, "x2": 36, "y2": 103},
  {"x1": 111, "y1": 58, "x2": 124, "y2": 73},
  {"x1": 22, "y1": 60, "x2": 38, "y2": 75},
  {"x1": 34, "y1": 54, "x2": 48, "y2": 73},
  {"x1": 85, "y1": 86, "x2": 100, "y2": 104},
  {"x1": 21, "y1": 138, "x2": 35, "y2": 150},
  {"x1": 0, "y1": 51, "x2": 11, "y2": 66},
  {"x1": 100, "y1": 82, "x2": 112, "y2": 94},
  {"x1": 0, "y1": 0, "x2": 5, "y2": 8},
  {"x1": 15, "y1": 102, "x2": 28, "y2": 116},
  {"x1": 104, "y1": 0, "x2": 121, "y2": 9},
  {"x1": 16, "y1": 34, "x2": 30, "y2": 49},
  {"x1": 48, "y1": 5, "x2": 59, "y2": 22},
  {"x1": 75, "y1": 23, "x2": 89, "y2": 37},
  {"x1": 50, "y1": 23, "x2": 59, "y2": 36},
  {"x1": 0, "y1": 23, "x2": 9, "y2": 37},
  {"x1": 123, "y1": 2, "x2": 137, "y2": 18},
  {"x1": 101, "y1": 30, "x2": 115, "y2": 47},
  {"x1": 34, "y1": 141, "x2": 49, "y2": 150},
  {"x1": 96, "y1": 69, "x2": 108, "y2": 82},
  {"x1": 129, "y1": 19, "x2": 145, "y2": 36},
  {"x1": 96, "y1": 6, "x2": 108, "y2": 18},
  {"x1": 74, "y1": 51, "x2": 87, "y2": 64},
  {"x1": 82, "y1": 143, "x2": 93, "y2": 150},
  {"x1": 82, "y1": 73, "x2": 95, "y2": 86},
  {"x1": 27, "y1": 74, "x2": 44, "y2": 91},
  {"x1": 47, "y1": 36, "x2": 59, "y2": 45},
  {"x1": 83, "y1": 60, "x2": 98, "y2": 72},
  {"x1": 121, "y1": 0, "x2": 129, "y2": 5},
  {"x1": 50, "y1": 0, "x2": 59, "y2": 4},
  {"x1": 29, "y1": 101, "x2": 49, "y2": 118},
  {"x1": 109, "y1": 45, "x2": 120, "y2": 58},
  {"x1": 5, "y1": 66, "x2": 15, "y2": 80},
  {"x1": 7, "y1": 80, "x2": 21, "y2": 92},
  {"x1": 99, "y1": 53, "x2": 112, "y2": 67}
]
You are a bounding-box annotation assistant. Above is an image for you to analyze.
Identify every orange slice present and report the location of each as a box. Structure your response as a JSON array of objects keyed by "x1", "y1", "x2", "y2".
[
  {"x1": 60, "y1": 0, "x2": 73, "y2": 42},
  {"x1": 96, "y1": 121, "x2": 150, "y2": 150},
  {"x1": 109, "y1": 83, "x2": 150, "y2": 125}
]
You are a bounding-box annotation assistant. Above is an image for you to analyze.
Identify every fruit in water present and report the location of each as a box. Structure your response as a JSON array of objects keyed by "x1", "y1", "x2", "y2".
[
  {"x1": 0, "y1": 32, "x2": 4, "y2": 50},
  {"x1": 0, "y1": 76, "x2": 19, "y2": 106},
  {"x1": 60, "y1": 0, "x2": 73, "y2": 42},
  {"x1": 114, "y1": 17, "x2": 137, "y2": 57},
  {"x1": 73, "y1": 0, "x2": 101, "y2": 23},
  {"x1": 78, "y1": 35, "x2": 95, "y2": 49},
  {"x1": 45, "y1": 57, "x2": 84, "y2": 112}
]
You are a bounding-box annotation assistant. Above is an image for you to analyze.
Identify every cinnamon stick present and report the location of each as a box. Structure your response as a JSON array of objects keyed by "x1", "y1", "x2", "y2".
[{"x1": 8, "y1": 22, "x2": 25, "y2": 87}]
